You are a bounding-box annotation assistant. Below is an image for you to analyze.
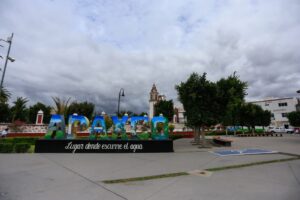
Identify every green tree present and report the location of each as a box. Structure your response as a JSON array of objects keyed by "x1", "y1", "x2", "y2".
[
  {"x1": 11, "y1": 97, "x2": 29, "y2": 122},
  {"x1": 287, "y1": 111, "x2": 300, "y2": 127},
  {"x1": 216, "y1": 73, "x2": 247, "y2": 132},
  {"x1": 52, "y1": 97, "x2": 71, "y2": 116},
  {"x1": 176, "y1": 73, "x2": 219, "y2": 146},
  {"x1": 258, "y1": 110, "x2": 272, "y2": 131},
  {"x1": 154, "y1": 100, "x2": 174, "y2": 121},
  {"x1": 0, "y1": 87, "x2": 11, "y2": 103},
  {"x1": 28, "y1": 102, "x2": 52, "y2": 124},
  {"x1": 239, "y1": 103, "x2": 267, "y2": 133},
  {"x1": 0, "y1": 102, "x2": 11, "y2": 122},
  {"x1": 67, "y1": 101, "x2": 95, "y2": 119}
]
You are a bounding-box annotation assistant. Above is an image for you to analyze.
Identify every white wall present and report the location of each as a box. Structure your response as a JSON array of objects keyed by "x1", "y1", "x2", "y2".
[{"x1": 251, "y1": 97, "x2": 298, "y2": 127}]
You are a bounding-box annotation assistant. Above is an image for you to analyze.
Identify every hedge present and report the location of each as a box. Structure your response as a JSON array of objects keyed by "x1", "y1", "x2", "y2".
[
  {"x1": 0, "y1": 138, "x2": 37, "y2": 145},
  {"x1": 15, "y1": 143, "x2": 31, "y2": 153},
  {"x1": 0, "y1": 143, "x2": 14, "y2": 153},
  {"x1": 0, "y1": 137, "x2": 37, "y2": 153}
]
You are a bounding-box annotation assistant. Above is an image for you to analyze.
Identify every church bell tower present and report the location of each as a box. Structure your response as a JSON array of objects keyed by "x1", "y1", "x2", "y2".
[{"x1": 149, "y1": 84, "x2": 159, "y2": 119}]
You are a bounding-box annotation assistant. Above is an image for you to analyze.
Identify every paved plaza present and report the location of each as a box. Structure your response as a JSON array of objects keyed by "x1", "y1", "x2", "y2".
[{"x1": 0, "y1": 134, "x2": 300, "y2": 200}]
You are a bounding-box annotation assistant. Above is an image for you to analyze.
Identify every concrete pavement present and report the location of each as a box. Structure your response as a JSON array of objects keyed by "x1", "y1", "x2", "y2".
[{"x1": 0, "y1": 134, "x2": 299, "y2": 200}]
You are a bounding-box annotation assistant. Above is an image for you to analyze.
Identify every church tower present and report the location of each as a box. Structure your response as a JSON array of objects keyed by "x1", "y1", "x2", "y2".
[{"x1": 149, "y1": 84, "x2": 159, "y2": 119}]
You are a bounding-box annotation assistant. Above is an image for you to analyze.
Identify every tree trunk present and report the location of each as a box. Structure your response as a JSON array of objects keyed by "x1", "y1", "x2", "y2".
[
  {"x1": 192, "y1": 127, "x2": 200, "y2": 144},
  {"x1": 193, "y1": 128, "x2": 197, "y2": 143},
  {"x1": 199, "y1": 127, "x2": 206, "y2": 147}
]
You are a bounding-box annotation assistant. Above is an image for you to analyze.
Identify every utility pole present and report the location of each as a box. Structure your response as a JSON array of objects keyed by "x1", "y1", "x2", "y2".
[{"x1": 0, "y1": 33, "x2": 14, "y2": 89}]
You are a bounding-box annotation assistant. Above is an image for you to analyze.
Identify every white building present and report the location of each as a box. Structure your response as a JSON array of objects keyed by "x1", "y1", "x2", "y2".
[
  {"x1": 173, "y1": 104, "x2": 186, "y2": 124},
  {"x1": 250, "y1": 97, "x2": 300, "y2": 128}
]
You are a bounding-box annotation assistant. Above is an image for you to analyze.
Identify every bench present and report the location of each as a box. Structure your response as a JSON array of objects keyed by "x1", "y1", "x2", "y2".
[{"x1": 213, "y1": 137, "x2": 232, "y2": 147}]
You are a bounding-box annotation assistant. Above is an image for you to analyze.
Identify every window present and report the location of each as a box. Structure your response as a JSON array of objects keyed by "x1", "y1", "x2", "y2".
[
  {"x1": 282, "y1": 113, "x2": 288, "y2": 117},
  {"x1": 278, "y1": 102, "x2": 288, "y2": 107}
]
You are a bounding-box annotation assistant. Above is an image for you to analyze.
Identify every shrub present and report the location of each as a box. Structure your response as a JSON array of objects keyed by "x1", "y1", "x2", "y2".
[
  {"x1": 13, "y1": 138, "x2": 37, "y2": 145},
  {"x1": 170, "y1": 134, "x2": 184, "y2": 140},
  {"x1": 0, "y1": 138, "x2": 14, "y2": 144},
  {"x1": 15, "y1": 143, "x2": 31, "y2": 153},
  {"x1": 0, "y1": 143, "x2": 14, "y2": 153}
]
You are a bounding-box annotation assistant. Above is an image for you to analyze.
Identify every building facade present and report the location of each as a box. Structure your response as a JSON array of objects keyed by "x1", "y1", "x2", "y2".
[
  {"x1": 149, "y1": 84, "x2": 166, "y2": 120},
  {"x1": 173, "y1": 105, "x2": 186, "y2": 124},
  {"x1": 149, "y1": 84, "x2": 186, "y2": 124},
  {"x1": 250, "y1": 97, "x2": 300, "y2": 128}
]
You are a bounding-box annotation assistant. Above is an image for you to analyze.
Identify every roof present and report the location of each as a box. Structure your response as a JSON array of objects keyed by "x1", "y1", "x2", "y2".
[{"x1": 249, "y1": 97, "x2": 295, "y2": 103}]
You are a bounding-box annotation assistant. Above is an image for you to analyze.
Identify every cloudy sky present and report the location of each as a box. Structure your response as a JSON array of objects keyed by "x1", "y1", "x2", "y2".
[{"x1": 1, "y1": 0, "x2": 300, "y2": 114}]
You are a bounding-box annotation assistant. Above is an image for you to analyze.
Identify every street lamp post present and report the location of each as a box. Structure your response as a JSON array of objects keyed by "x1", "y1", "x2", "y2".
[
  {"x1": 117, "y1": 88, "x2": 125, "y2": 117},
  {"x1": 0, "y1": 33, "x2": 14, "y2": 89}
]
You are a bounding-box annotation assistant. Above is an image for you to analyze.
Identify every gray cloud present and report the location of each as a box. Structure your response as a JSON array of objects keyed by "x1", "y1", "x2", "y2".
[{"x1": 0, "y1": 0, "x2": 300, "y2": 115}]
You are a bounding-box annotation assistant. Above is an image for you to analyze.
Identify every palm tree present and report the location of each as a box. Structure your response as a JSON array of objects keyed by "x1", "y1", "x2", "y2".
[
  {"x1": 11, "y1": 97, "x2": 29, "y2": 122},
  {"x1": 0, "y1": 87, "x2": 11, "y2": 103},
  {"x1": 52, "y1": 97, "x2": 71, "y2": 116}
]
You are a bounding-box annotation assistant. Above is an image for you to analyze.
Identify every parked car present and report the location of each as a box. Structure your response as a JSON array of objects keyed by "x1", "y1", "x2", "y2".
[{"x1": 267, "y1": 127, "x2": 294, "y2": 133}]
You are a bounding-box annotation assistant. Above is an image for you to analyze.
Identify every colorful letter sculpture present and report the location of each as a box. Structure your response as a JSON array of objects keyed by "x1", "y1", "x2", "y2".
[
  {"x1": 45, "y1": 114, "x2": 170, "y2": 140},
  {"x1": 90, "y1": 116, "x2": 107, "y2": 140},
  {"x1": 111, "y1": 116, "x2": 128, "y2": 139},
  {"x1": 44, "y1": 114, "x2": 66, "y2": 139},
  {"x1": 130, "y1": 116, "x2": 149, "y2": 140},
  {"x1": 67, "y1": 114, "x2": 90, "y2": 139},
  {"x1": 151, "y1": 116, "x2": 169, "y2": 140}
]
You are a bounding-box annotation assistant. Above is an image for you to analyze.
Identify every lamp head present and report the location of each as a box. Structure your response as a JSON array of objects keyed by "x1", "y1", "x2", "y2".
[
  {"x1": 121, "y1": 90, "x2": 125, "y2": 97},
  {"x1": 8, "y1": 57, "x2": 15, "y2": 62}
]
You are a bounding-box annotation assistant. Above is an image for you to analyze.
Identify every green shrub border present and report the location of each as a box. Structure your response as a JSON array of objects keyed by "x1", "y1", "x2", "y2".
[
  {"x1": 0, "y1": 137, "x2": 38, "y2": 153},
  {"x1": 0, "y1": 143, "x2": 14, "y2": 153},
  {"x1": 15, "y1": 143, "x2": 31, "y2": 153}
]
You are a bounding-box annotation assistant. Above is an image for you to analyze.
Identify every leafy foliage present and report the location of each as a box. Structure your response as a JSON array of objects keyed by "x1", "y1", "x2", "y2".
[
  {"x1": 287, "y1": 111, "x2": 300, "y2": 127},
  {"x1": 216, "y1": 72, "x2": 247, "y2": 127},
  {"x1": 14, "y1": 143, "x2": 31, "y2": 153},
  {"x1": 176, "y1": 73, "x2": 220, "y2": 145},
  {"x1": 0, "y1": 102, "x2": 11, "y2": 122},
  {"x1": 52, "y1": 97, "x2": 71, "y2": 116},
  {"x1": 168, "y1": 124, "x2": 175, "y2": 132},
  {"x1": 0, "y1": 87, "x2": 11, "y2": 103},
  {"x1": 239, "y1": 103, "x2": 269, "y2": 132},
  {"x1": 67, "y1": 101, "x2": 95, "y2": 119},
  {"x1": 176, "y1": 73, "x2": 219, "y2": 128},
  {"x1": 0, "y1": 87, "x2": 12, "y2": 122},
  {"x1": 154, "y1": 100, "x2": 174, "y2": 121},
  {"x1": 11, "y1": 97, "x2": 29, "y2": 122}
]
